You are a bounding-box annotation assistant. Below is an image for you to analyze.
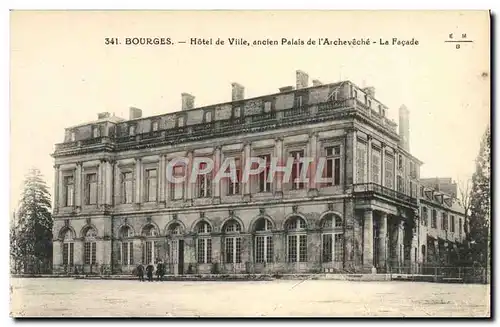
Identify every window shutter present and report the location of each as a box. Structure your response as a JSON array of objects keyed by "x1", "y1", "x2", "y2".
[{"x1": 141, "y1": 242, "x2": 145, "y2": 264}]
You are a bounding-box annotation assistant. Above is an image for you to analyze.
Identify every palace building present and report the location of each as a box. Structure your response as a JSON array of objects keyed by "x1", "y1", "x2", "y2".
[{"x1": 51, "y1": 70, "x2": 466, "y2": 275}]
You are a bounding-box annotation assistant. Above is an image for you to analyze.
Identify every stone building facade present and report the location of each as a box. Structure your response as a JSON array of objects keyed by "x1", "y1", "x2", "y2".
[{"x1": 52, "y1": 70, "x2": 466, "y2": 275}]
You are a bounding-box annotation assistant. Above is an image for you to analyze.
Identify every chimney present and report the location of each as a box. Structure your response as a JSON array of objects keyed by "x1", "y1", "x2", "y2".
[
  {"x1": 363, "y1": 87, "x2": 375, "y2": 98},
  {"x1": 129, "y1": 107, "x2": 142, "y2": 120},
  {"x1": 296, "y1": 70, "x2": 309, "y2": 89},
  {"x1": 312, "y1": 79, "x2": 323, "y2": 86},
  {"x1": 279, "y1": 86, "x2": 295, "y2": 93},
  {"x1": 399, "y1": 104, "x2": 410, "y2": 151},
  {"x1": 231, "y1": 83, "x2": 245, "y2": 101},
  {"x1": 181, "y1": 93, "x2": 195, "y2": 110},
  {"x1": 97, "y1": 112, "x2": 111, "y2": 119}
]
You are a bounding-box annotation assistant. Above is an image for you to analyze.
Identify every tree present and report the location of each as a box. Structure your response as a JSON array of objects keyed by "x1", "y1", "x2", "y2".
[
  {"x1": 11, "y1": 168, "x2": 53, "y2": 274},
  {"x1": 466, "y1": 126, "x2": 491, "y2": 273},
  {"x1": 457, "y1": 178, "x2": 472, "y2": 234}
]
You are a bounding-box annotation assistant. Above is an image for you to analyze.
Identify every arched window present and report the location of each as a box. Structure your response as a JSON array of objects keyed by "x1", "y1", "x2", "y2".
[
  {"x1": 253, "y1": 218, "x2": 273, "y2": 263},
  {"x1": 62, "y1": 229, "x2": 74, "y2": 266},
  {"x1": 285, "y1": 216, "x2": 307, "y2": 263},
  {"x1": 195, "y1": 221, "x2": 212, "y2": 264},
  {"x1": 119, "y1": 226, "x2": 134, "y2": 266},
  {"x1": 223, "y1": 219, "x2": 242, "y2": 264},
  {"x1": 320, "y1": 214, "x2": 344, "y2": 263},
  {"x1": 168, "y1": 222, "x2": 183, "y2": 235},
  {"x1": 141, "y1": 224, "x2": 158, "y2": 264},
  {"x1": 83, "y1": 227, "x2": 97, "y2": 265}
]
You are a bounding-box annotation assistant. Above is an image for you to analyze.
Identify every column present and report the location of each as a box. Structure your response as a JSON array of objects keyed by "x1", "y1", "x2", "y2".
[
  {"x1": 367, "y1": 136, "x2": 372, "y2": 183},
  {"x1": 274, "y1": 137, "x2": 284, "y2": 196},
  {"x1": 308, "y1": 132, "x2": 318, "y2": 194},
  {"x1": 363, "y1": 209, "x2": 374, "y2": 269},
  {"x1": 381, "y1": 143, "x2": 386, "y2": 187},
  {"x1": 58, "y1": 168, "x2": 64, "y2": 207},
  {"x1": 105, "y1": 161, "x2": 113, "y2": 206},
  {"x1": 213, "y1": 146, "x2": 221, "y2": 202},
  {"x1": 74, "y1": 163, "x2": 82, "y2": 208},
  {"x1": 352, "y1": 129, "x2": 358, "y2": 184},
  {"x1": 135, "y1": 158, "x2": 142, "y2": 204},
  {"x1": 54, "y1": 165, "x2": 60, "y2": 210},
  {"x1": 159, "y1": 155, "x2": 166, "y2": 203},
  {"x1": 396, "y1": 220, "x2": 404, "y2": 268},
  {"x1": 243, "y1": 142, "x2": 251, "y2": 198},
  {"x1": 378, "y1": 212, "x2": 388, "y2": 270},
  {"x1": 186, "y1": 151, "x2": 193, "y2": 200}
]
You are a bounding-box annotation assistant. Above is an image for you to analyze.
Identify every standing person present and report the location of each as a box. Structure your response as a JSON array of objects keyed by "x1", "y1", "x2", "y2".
[
  {"x1": 136, "y1": 264, "x2": 145, "y2": 282},
  {"x1": 156, "y1": 260, "x2": 165, "y2": 281},
  {"x1": 146, "y1": 263, "x2": 154, "y2": 282}
]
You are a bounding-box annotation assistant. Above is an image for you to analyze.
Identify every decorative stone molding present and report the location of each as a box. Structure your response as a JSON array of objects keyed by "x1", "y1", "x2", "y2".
[
  {"x1": 86, "y1": 218, "x2": 91, "y2": 225},
  {"x1": 173, "y1": 213, "x2": 178, "y2": 220},
  {"x1": 199, "y1": 212, "x2": 205, "y2": 219},
  {"x1": 292, "y1": 205, "x2": 298, "y2": 213},
  {"x1": 259, "y1": 208, "x2": 265, "y2": 215}
]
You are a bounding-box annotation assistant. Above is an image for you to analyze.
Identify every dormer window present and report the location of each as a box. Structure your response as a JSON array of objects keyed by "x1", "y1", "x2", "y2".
[
  {"x1": 151, "y1": 121, "x2": 159, "y2": 132},
  {"x1": 129, "y1": 125, "x2": 136, "y2": 136},
  {"x1": 204, "y1": 111, "x2": 212, "y2": 123},
  {"x1": 70, "y1": 131, "x2": 76, "y2": 142},
  {"x1": 177, "y1": 116, "x2": 185, "y2": 127},
  {"x1": 264, "y1": 101, "x2": 272, "y2": 113},
  {"x1": 92, "y1": 126, "x2": 100, "y2": 138},
  {"x1": 233, "y1": 107, "x2": 241, "y2": 118},
  {"x1": 295, "y1": 96, "x2": 303, "y2": 107}
]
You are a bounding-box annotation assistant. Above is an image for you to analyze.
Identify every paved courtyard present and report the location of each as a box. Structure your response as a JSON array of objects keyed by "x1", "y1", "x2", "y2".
[{"x1": 10, "y1": 278, "x2": 490, "y2": 317}]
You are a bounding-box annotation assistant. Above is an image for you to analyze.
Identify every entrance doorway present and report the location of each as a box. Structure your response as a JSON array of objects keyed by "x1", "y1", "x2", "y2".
[{"x1": 178, "y1": 240, "x2": 184, "y2": 275}]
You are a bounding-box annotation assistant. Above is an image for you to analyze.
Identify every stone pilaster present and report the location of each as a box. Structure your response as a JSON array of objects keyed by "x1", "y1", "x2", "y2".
[
  {"x1": 135, "y1": 158, "x2": 142, "y2": 205},
  {"x1": 367, "y1": 135, "x2": 372, "y2": 184},
  {"x1": 213, "y1": 146, "x2": 221, "y2": 203},
  {"x1": 380, "y1": 143, "x2": 386, "y2": 187},
  {"x1": 105, "y1": 160, "x2": 113, "y2": 206},
  {"x1": 307, "y1": 132, "x2": 318, "y2": 196},
  {"x1": 53, "y1": 165, "x2": 60, "y2": 210},
  {"x1": 274, "y1": 137, "x2": 284, "y2": 196},
  {"x1": 243, "y1": 142, "x2": 251, "y2": 200},
  {"x1": 74, "y1": 163, "x2": 82, "y2": 208}
]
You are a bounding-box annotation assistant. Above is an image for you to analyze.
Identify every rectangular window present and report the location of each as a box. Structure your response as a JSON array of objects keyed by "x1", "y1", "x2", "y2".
[
  {"x1": 62, "y1": 243, "x2": 74, "y2": 266},
  {"x1": 398, "y1": 155, "x2": 403, "y2": 172},
  {"x1": 224, "y1": 237, "x2": 241, "y2": 263},
  {"x1": 450, "y1": 215, "x2": 455, "y2": 233},
  {"x1": 288, "y1": 234, "x2": 307, "y2": 262},
  {"x1": 171, "y1": 165, "x2": 185, "y2": 200},
  {"x1": 122, "y1": 172, "x2": 134, "y2": 204},
  {"x1": 385, "y1": 154, "x2": 394, "y2": 189},
  {"x1": 397, "y1": 175, "x2": 404, "y2": 193},
  {"x1": 325, "y1": 146, "x2": 341, "y2": 186},
  {"x1": 295, "y1": 95, "x2": 303, "y2": 107},
  {"x1": 356, "y1": 141, "x2": 367, "y2": 183},
  {"x1": 197, "y1": 238, "x2": 212, "y2": 264},
  {"x1": 290, "y1": 150, "x2": 305, "y2": 190},
  {"x1": 146, "y1": 169, "x2": 157, "y2": 202},
  {"x1": 459, "y1": 218, "x2": 463, "y2": 236},
  {"x1": 197, "y1": 162, "x2": 212, "y2": 198},
  {"x1": 431, "y1": 210, "x2": 437, "y2": 229},
  {"x1": 64, "y1": 175, "x2": 74, "y2": 207},
  {"x1": 258, "y1": 155, "x2": 271, "y2": 193},
  {"x1": 227, "y1": 158, "x2": 241, "y2": 195},
  {"x1": 255, "y1": 235, "x2": 273, "y2": 263},
  {"x1": 121, "y1": 242, "x2": 133, "y2": 265},
  {"x1": 442, "y1": 213, "x2": 448, "y2": 230},
  {"x1": 264, "y1": 101, "x2": 272, "y2": 112},
  {"x1": 152, "y1": 121, "x2": 159, "y2": 132},
  {"x1": 85, "y1": 173, "x2": 98, "y2": 205},
  {"x1": 84, "y1": 242, "x2": 96, "y2": 265},
  {"x1": 371, "y1": 148, "x2": 381, "y2": 184}
]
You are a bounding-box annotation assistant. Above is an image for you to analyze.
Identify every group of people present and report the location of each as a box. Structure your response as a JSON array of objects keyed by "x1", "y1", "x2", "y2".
[{"x1": 134, "y1": 260, "x2": 166, "y2": 282}]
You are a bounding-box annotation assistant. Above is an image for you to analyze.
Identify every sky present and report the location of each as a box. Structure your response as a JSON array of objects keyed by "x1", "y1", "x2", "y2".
[{"x1": 9, "y1": 10, "x2": 490, "y2": 211}]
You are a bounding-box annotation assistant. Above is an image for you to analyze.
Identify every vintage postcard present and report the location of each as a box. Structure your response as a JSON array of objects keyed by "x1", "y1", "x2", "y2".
[{"x1": 9, "y1": 10, "x2": 491, "y2": 318}]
